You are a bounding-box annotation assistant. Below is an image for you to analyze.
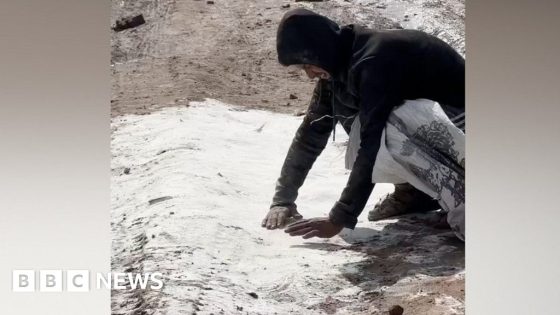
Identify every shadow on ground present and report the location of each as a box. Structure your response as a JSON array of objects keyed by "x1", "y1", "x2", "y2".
[{"x1": 291, "y1": 212, "x2": 464, "y2": 290}]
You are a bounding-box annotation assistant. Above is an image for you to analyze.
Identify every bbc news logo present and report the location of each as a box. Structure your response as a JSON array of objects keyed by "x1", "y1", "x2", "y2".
[{"x1": 12, "y1": 270, "x2": 164, "y2": 292}]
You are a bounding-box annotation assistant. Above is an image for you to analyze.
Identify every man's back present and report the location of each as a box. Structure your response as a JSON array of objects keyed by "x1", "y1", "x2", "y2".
[{"x1": 345, "y1": 27, "x2": 465, "y2": 109}]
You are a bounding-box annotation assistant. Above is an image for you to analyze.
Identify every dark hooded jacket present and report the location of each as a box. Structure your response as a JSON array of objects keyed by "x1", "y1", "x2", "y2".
[{"x1": 272, "y1": 9, "x2": 465, "y2": 228}]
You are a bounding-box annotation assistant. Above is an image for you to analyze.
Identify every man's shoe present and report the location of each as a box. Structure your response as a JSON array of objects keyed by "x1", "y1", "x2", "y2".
[{"x1": 368, "y1": 183, "x2": 440, "y2": 221}]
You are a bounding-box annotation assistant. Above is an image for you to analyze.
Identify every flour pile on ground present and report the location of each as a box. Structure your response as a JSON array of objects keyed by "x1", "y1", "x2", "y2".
[{"x1": 111, "y1": 99, "x2": 464, "y2": 314}]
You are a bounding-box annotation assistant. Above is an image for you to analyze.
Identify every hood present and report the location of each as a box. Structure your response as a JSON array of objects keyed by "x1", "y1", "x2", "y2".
[{"x1": 276, "y1": 9, "x2": 350, "y2": 78}]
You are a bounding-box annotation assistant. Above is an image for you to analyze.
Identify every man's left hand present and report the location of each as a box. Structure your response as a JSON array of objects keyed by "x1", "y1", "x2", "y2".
[{"x1": 284, "y1": 217, "x2": 343, "y2": 239}]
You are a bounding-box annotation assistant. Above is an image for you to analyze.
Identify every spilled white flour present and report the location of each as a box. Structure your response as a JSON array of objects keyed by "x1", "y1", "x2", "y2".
[{"x1": 111, "y1": 99, "x2": 464, "y2": 315}]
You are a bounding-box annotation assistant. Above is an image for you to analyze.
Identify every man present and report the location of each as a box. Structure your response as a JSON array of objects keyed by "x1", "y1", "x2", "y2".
[{"x1": 261, "y1": 9, "x2": 465, "y2": 240}]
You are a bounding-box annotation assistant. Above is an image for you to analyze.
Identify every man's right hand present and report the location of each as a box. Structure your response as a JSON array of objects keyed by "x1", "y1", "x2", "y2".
[{"x1": 261, "y1": 206, "x2": 303, "y2": 229}]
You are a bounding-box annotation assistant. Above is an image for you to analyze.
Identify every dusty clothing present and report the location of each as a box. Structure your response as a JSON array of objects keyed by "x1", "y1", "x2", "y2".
[
  {"x1": 274, "y1": 9, "x2": 465, "y2": 229},
  {"x1": 346, "y1": 99, "x2": 465, "y2": 240}
]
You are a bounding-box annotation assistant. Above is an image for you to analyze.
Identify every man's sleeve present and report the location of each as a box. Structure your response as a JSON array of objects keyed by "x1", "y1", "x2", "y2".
[
  {"x1": 329, "y1": 57, "x2": 403, "y2": 228},
  {"x1": 271, "y1": 79, "x2": 335, "y2": 209}
]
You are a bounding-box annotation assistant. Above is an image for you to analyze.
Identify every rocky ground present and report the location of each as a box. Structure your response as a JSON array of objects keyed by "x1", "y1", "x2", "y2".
[
  {"x1": 111, "y1": 1, "x2": 465, "y2": 314},
  {"x1": 111, "y1": 0, "x2": 464, "y2": 117}
]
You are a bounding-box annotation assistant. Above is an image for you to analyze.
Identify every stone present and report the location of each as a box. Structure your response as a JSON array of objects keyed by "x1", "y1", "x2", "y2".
[
  {"x1": 247, "y1": 292, "x2": 258, "y2": 299},
  {"x1": 112, "y1": 14, "x2": 146, "y2": 32},
  {"x1": 388, "y1": 305, "x2": 404, "y2": 315}
]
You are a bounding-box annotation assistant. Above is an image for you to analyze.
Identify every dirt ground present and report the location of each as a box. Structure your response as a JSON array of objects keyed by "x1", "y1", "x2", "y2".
[
  {"x1": 111, "y1": 0, "x2": 464, "y2": 117},
  {"x1": 111, "y1": 1, "x2": 465, "y2": 314}
]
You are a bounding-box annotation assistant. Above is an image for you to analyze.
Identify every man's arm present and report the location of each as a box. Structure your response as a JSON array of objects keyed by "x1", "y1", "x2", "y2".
[
  {"x1": 271, "y1": 79, "x2": 335, "y2": 208},
  {"x1": 329, "y1": 57, "x2": 403, "y2": 229}
]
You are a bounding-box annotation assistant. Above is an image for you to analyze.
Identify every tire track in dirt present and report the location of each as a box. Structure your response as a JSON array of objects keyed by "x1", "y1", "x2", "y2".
[{"x1": 111, "y1": 216, "x2": 162, "y2": 315}]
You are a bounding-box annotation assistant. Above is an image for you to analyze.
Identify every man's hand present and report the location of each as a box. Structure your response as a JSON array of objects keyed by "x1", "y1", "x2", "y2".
[
  {"x1": 284, "y1": 217, "x2": 343, "y2": 239},
  {"x1": 262, "y1": 206, "x2": 303, "y2": 229}
]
